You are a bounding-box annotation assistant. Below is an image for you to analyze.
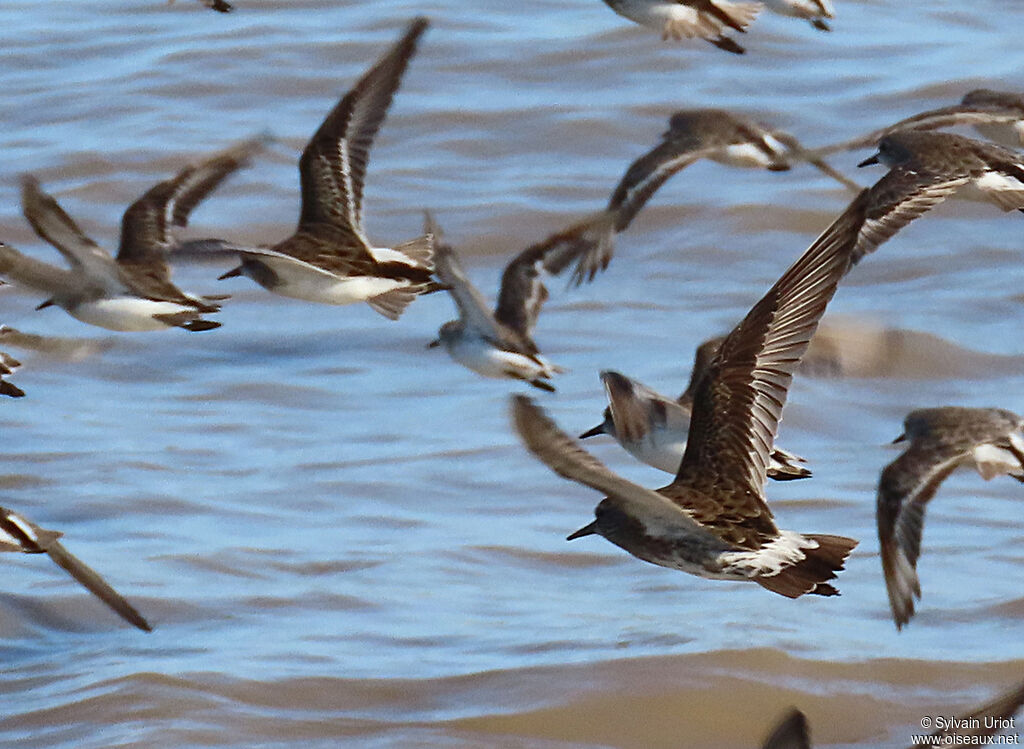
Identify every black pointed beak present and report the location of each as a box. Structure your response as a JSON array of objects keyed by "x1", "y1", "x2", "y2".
[
  {"x1": 891, "y1": 432, "x2": 907, "y2": 444},
  {"x1": 35, "y1": 299, "x2": 54, "y2": 311},
  {"x1": 567, "y1": 521, "x2": 599, "y2": 541},
  {"x1": 857, "y1": 153, "x2": 880, "y2": 168},
  {"x1": 578, "y1": 424, "x2": 604, "y2": 440},
  {"x1": 218, "y1": 266, "x2": 243, "y2": 280},
  {"x1": 426, "y1": 339, "x2": 440, "y2": 349}
]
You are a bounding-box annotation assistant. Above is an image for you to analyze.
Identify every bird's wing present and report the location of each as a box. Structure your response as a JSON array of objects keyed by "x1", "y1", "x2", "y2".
[
  {"x1": 297, "y1": 18, "x2": 427, "y2": 240},
  {"x1": 674, "y1": 189, "x2": 871, "y2": 503},
  {"x1": 118, "y1": 137, "x2": 265, "y2": 266},
  {"x1": 20, "y1": 176, "x2": 121, "y2": 284},
  {"x1": 511, "y1": 395, "x2": 723, "y2": 542},
  {"x1": 805, "y1": 105, "x2": 1024, "y2": 158},
  {"x1": 601, "y1": 370, "x2": 678, "y2": 445},
  {"x1": 876, "y1": 441, "x2": 972, "y2": 629},
  {"x1": 849, "y1": 168, "x2": 969, "y2": 270},
  {"x1": 44, "y1": 541, "x2": 152, "y2": 632},
  {"x1": 762, "y1": 708, "x2": 811, "y2": 749},
  {"x1": 605, "y1": 141, "x2": 720, "y2": 233},
  {"x1": 0, "y1": 242, "x2": 87, "y2": 297},
  {"x1": 433, "y1": 243, "x2": 505, "y2": 343}
]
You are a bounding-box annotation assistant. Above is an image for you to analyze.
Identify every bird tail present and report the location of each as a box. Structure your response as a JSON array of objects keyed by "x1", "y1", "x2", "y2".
[
  {"x1": 393, "y1": 234, "x2": 435, "y2": 269},
  {"x1": 755, "y1": 534, "x2": 858, "y2": 598}
]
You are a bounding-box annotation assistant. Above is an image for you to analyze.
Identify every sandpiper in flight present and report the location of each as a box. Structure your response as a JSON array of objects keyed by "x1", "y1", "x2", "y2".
[
  {"x1": 806, "y1": 89, "x2": 1024, "y2": 159},
  {"x1": 877, "y1": 407, "x2": 1024, "y2": 630},
  {"x1": 600, "y1": 0, "x2": 762, "y2": 54},
  {"x1": 579, "y1": 367, "x2": 811, "y2": 479},
  {"x1": 762, "y1": 0, "x2": 833, "y2": 30},
  {"x1": 572, "y1": 108, "x2": 860, "y2": 276},
  {"x1": 0, "y1": 506, "x2": 151, "y2": 631},
  {"x1": 427, "y1": 212, "x2": 616, "y2": 392},
  {"x1": 0, "y1": 137, "x2": 263, "y2": 332},
  {"x1": 218, "y1": 19, "x2": 443, "y2": 320},
  {"x1": 830, "y1": 130, "x2": 1024, "y2": 276},
  {"x1": 511, "y1": 188, "x2": 887, "y2": 597}
]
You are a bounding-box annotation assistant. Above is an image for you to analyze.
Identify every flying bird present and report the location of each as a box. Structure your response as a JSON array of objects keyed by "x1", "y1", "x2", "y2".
[
  {"x1": 0, "y1": 137, "x2": 263, "y2": 331},
  {"x1": 762, "y1": 0, "x2": 833, "y2": 31},
  {"x1": 807, "y1": 89, "x2": 1024, "y2": 159},
  {"x1": 218, "y1": 19, "x2": 443, "y2": 320},
  {"x1": 427, "y1": 213, "x2": 611, "y2": 392},
  {"x1": 511, "y1": 188, "x2": 882, "y2": 598},
  {"x1": 0, "y1": 506, "x2": 151, "y2": 631},
  {"x1": 569, "y1": 108, "x2": 860, "y2": 279},
  {"x1": 600, "y1": 0, "x2": 762, "y2": 54},
  {"x1": 579, "y1": 368, "x2": 811, "y2": 479},
  {"x1": 877, "y1": 406, "x2": 1024, "y2": 629}
]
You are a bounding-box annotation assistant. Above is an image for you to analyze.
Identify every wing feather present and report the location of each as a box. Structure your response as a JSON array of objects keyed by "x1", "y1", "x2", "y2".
[
  {"x1": 511, "y1": 395, "x2": 722, "y2": 542},
  {"x1": 44, "y1": 541, "x2": 153, "y2": 632},
  {"x1": 297, "y1": 19, "x2": 427, "y2": 239},
  {"x1": 850, "y1": 171, "x2": 969, "y2": 269},
  {"x1": 20, "y1": 176, "x2": 121, "y2": 286},
  {"x1": 877, "y1": 446, "x2": 971, "y2": 629},
  {"x1": 806, "y1": 104, "x2": 1024, "y2": 159},
  {"x1": 118, "y1": 137, "x2": 265, "y2": 265},
  {"x1": 432, "y1": 243, "x2": 505, "y2": 343},
  {"x1": 674, "y1": 189, "x2": 872, "y2": 504}
]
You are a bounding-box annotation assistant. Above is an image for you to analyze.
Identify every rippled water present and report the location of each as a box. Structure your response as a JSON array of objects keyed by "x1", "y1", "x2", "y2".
[{"x1": 0, "y1": 1, "x2": 1022, "y2": 747}]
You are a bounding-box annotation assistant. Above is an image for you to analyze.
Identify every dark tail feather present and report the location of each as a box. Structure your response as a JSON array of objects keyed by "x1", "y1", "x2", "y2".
[
  {"x1": 767, "y1": 464, "x2": 813, "y2": 482},
  {"x1": 0, "y1": 380, "x2": 25, "y2": 398},
  {"x1": 528, "y1": 378, "x2": 556, "y2": 393},
  {"x1": 709, "y1": 36, "x2": 745, "y2": 54},
  {"x1": 756, "y1": 534, "x2": 858, "y2": 599},
  {"x1": 811, "y1": 18, "x2": 830, "y2": 31}
]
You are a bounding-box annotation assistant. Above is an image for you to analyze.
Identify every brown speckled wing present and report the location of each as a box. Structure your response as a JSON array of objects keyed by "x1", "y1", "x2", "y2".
[
  {"x1": 297, "y1": 18, "x2": 427, "y2": 240},
  {"x1": 850, "y1": 168, "x2": 968, "y2": 270},
  {"x1": 492, "y1": 237, "x2": 559, "y2": 341},
  {"x1": 672, "y1": 190, "x2": 871, "y2": 526},
  {"x1": 510, "y1": 395, "x2": 721, "y2": 542},
  {"x1": 118, "y1": 137, "x2": 264, "y2": 268}
]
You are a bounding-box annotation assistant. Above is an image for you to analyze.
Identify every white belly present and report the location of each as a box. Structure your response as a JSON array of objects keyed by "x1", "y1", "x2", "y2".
[
  {"x1": 763, "y1": 0, "x2": 832, "y2": 19},
  {"x1": 69, "y1": 297, "x2": 191, "y2": 332},
  {"x1": 272, "y1": 275, "x2": 406, "y2": 306},
  {"x1": 713, "y1": 140, "x2": 786, "y2": 169},
  {"x1": 608, "y1": 1, "x2": 699, "y2": 29},
  {"x1": 621, "y1": 427, "x2": 688, "y2": 473},
  {"x1": 248, "y1": 254, "x2": 406, "y2": 305},
  {"x1": 446, "y1": 335, "x2": 551, "y2": 382}
]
